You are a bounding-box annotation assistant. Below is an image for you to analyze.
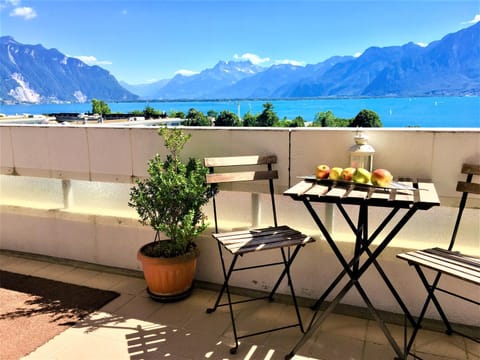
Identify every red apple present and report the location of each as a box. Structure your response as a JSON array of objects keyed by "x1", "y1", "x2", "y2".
[
  {"x1": 340, "y1": 167, "x2": 356, "y2": 181},
  {"x1": 315, "y1": 164, "x2": 330, "y2": 179},
  {"x1": 371, "y1": 169, "x2": 393, "y2": 187}
]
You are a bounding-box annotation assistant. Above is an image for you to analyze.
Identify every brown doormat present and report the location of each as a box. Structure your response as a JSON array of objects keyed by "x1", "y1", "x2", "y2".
[{"x1": 0, "y1": 270, "x2": 120, "y2": 360}]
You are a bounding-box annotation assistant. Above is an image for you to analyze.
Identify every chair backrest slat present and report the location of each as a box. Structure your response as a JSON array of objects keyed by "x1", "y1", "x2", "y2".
[
  {"x1": 206, "y1": 170, "x2": 278, "y2": 184},
  {"x1": 461, "y1": 163, "x2": 480, "y2": 176},
  {"x1": 449, "y1": 163, "x2": 479, "y2": 251},
  {"x1": 456, "y1": 181, "x2": 480, "y2": 194},
  {"x1": 205, "y1": 154, "x2": 279, "y2": 231},
  {"x1": 204, "y1": 155, "x2": 277, "y2": 168}
]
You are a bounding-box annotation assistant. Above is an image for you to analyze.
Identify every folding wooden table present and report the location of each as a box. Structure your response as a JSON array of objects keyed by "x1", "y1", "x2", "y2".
[{"x1": 283, "y1": 177, "x2": 440, "y2": 360}]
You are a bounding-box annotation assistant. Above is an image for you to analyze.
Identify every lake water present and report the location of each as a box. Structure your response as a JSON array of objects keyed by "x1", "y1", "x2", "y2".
[{"x1": 1, "y1": 96, "x2": 479, "y2": 128}]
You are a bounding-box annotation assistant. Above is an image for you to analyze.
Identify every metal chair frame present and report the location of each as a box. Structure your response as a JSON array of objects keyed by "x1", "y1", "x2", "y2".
[
  {"x1": 398, "y1": 163, "x2": 480, "y2": 357},
  {"x1": 203, "y1": 155, "x2": 313, "y2": 354}
]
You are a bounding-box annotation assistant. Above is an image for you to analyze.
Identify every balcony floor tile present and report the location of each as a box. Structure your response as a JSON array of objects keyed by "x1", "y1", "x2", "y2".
[{"x1": 0, "y1": 252, "x2": 473, "y2": 360}]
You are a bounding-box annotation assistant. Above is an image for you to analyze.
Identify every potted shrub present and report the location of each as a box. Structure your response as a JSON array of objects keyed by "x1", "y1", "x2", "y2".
[{"x1": 129, "y1": 127, "x2": 213, "y2": 301}]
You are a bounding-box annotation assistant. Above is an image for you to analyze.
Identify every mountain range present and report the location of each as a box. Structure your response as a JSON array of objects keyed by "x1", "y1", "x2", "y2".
[
  {"x1": 1, "y1": 22, "x2": 479, "y2": 104},
  {"x1": 0, "y1": 36, "x2": 138, "y2": 104}
]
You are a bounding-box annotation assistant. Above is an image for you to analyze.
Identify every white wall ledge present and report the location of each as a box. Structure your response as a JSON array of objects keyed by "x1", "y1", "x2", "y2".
[{"x1": 0, "y1": 126, "x2": 479, "y2": 326}]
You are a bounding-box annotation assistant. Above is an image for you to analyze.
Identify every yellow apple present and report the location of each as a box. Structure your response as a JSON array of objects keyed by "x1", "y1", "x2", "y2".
[
  {"x1": 352, "y1": 168, "x2": 371, "y2": 184},
  {"x1": 329, "y1": 167, "x2": 343, "y2": 180},
  {"x1": 315, "y1": 164, "x2": 330, "y2": 179},
  {"x1": 371, "y1": 169, "x2": 393, "y2": 187},
  {"x1": 340, "y1": 167, "x2": 356, "y2": 181}
]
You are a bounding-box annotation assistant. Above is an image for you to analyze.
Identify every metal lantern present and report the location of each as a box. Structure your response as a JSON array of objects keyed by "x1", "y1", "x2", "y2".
[{"x1": 349, "y1": 132, "x2": 375, "y2": 171}]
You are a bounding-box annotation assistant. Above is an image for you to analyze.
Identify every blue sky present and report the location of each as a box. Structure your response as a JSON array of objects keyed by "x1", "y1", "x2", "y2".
[{"x1": 1, "y1": 0, "x2": 479, "y2": 84}]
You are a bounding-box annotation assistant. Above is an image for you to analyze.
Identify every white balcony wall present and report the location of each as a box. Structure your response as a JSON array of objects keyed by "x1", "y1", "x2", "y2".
[{"x1": 0, "y1": 124, "x2": 479, "y2": 326}]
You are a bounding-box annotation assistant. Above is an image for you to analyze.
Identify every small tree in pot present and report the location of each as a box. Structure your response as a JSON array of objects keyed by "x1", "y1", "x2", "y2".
[{"x1": 129, "y1": 127, "x2": 213, "y2": 301}]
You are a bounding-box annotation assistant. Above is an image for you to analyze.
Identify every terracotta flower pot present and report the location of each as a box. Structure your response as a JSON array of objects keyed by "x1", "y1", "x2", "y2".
[{"x1": 137, "y1": 243, "x2": 199, "y2": 302}]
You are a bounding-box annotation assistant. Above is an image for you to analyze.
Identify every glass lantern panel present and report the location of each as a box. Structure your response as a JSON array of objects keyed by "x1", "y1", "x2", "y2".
[{"x1": 350, "y1": 154, "x2": 373, "y2": 171}]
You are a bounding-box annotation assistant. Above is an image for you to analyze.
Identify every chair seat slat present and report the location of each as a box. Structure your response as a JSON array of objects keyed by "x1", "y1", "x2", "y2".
[
  {"x1": 213, "y1": 225, "x2": 293, "y2": 240},
  {"x1": 226, "y1": 235, "x2": 312, "y2": 254},
  {"x1": 398, "y1": 250, "x2": 480, "y2": 273},
  {"x1": 213, "y1": 226, "x2": 313, "y2": 254},
  {"x1": 218, "y1": 231, "x2": 309, "y2": 249},
  {"x1": 231, "y1": 237, "x2": 313, "y2": 254},
  {"x1": 214, "y1": 229, "x2": 309, "y2": 246},
  {"x1": 223, "y1": 233, "x2": 311, "y2": 251},
  {"x1": 424, "y1": 247, "x2": 480, "y2": 268},
  {"x1": 397, "y1": 250, "x2": 480, "y2": 285},
  {"x1": 409, "y1": 249, "x2": 480, "y2": 274}
]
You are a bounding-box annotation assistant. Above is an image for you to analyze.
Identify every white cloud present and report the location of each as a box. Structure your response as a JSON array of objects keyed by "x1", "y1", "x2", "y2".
[
  {"x1": 10, "y1": 6, "x2": 36, "y2": 20},
  {"x1": 415, "y1": 42, "x2": 428, "y2": 47},
  {"x1": 2, "y1": 0, "x2": 21, "y2": 8},
  {"x1": 233, "y1": 53, "x2": 305, "y2": 67},
  {"x1": 273, "y1": 59, "x2": 305, "y2": 66},
  {"x1": 354, "y1": 52, "x2": 363, "y2": 58},
  {"x1": 73, "y1": 55, "x2": 112, "y2": 66},
  {"x1": 233, "y1": 53, "x2": 270, "y2": 65},
  {"x1": 174, "y1": 69, "x2": 199, "y2": 76},
  {"x1": 462, "y1": 14, "x2": 480, "y2": 25},
  {"x1": 144, "y1": 78, "x2": 160, "y2": 83}
]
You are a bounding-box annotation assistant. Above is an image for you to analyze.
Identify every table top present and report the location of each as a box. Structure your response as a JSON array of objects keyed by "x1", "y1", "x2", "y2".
[{"x1": 284, "y1": 178, "x2": 440, "y2": 210}]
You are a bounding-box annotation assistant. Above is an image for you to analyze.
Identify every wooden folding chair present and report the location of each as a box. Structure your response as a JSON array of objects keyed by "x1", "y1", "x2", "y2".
[
  {"x1": 397, "y1": 163, "x2": 480, "y2": 354},
  {"x1": 204, "y1": 155, "x2": 314, "y2": 354}
]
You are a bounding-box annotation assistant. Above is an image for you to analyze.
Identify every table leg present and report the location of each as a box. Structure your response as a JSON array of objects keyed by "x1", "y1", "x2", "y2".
[
  {"x1": 288, "y1": 200, "x2": 419, "y2": 359},
  {"x1": 311, "y1": 250, "x2": 416, "y2": 327},
  {"x1": 352, "y1": 274, "x2": 405, "y2": 358},
  {"x1": 285, "y1": 278, "x2": 355, "y2": 360},
  {"x1": 311, "y1": 203, "x2": 415, "y2": 324},
  {"x1": 370, "y1": 253, "x2": 417, "y2": 327}
]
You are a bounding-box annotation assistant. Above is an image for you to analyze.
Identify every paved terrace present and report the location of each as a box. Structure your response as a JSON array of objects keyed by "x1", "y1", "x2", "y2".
[
  {"x1": 1, "y1": 251, "x2": 478, "y2": 360},
  {"x1": 0, "y1": 126, "x2": 479, "y2": 359}
]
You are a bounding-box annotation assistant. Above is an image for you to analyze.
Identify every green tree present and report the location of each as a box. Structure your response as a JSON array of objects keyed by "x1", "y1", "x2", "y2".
[
  {"x1": 291, "y1": 116, "x2": 305, "y2": 127},
  {"x1": 310, "y1": 110, "x2": 351, "y2": 127},
  {"x1": 207, "y1": 110, "x2": 218, "y2": 119},
  {"x1": 312, "y1": 111, "x2": 335, "y2": 127},
  {"x1": 350, "y1": 109, "x2": 382, "y2": 127},
  {"x1": 169, "y1": 110, "x2": 186, "y2": 119},
  {"x1": 332, "y1": 118, "x2": 351, "y2": 127},
  {"x1": 215, "y1": 110, "x2": 240, "y2": 126},
  {"x1": 242, "y1": 111, "x2": 257, "y2": 127},
  {"x1": 256, "y1": 102, "x2": 279, "y2": 127},
  {"x1": 278, "y1": 116, "x2": 305, "y2": 127},
  {"x1": 184, "y1": 108, "x2": 211, "y2": 126},
  {"x1": 143, "y1": 105, "x2": 160, "y2": 119},
  {"x1": 91, "y1": 99, "x2": 111, "y2": 115}
]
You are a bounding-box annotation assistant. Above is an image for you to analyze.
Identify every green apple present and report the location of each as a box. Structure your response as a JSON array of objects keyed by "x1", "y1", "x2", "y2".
[
  {"x1": 352, "y1": 168, "x2": 371, "y2": 184},
  {"x1": 340, "y1": 167, "x2": 356, "y2": 181},
  {"x1": 329, "y1": 167, "x2": 343, "y2": 180},
  {"x1": 371, "y1": 169, "x2": 393, "y2": 187}
]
